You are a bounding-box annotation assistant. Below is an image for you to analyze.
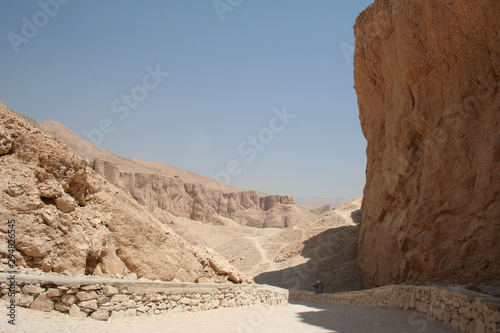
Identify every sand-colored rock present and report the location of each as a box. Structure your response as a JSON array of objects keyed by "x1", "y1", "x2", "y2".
[
  {"x1": 69, "y1": 304, "x2": 88, "y2": 318},
  {"x1": 170, "y1": 197, "x2": 364, "y2": 292},
  {"x1": 30, "y1": 293, "x2": 54, "y2": 312},
  {"x1": 38, "y1": 121, "x2": 314, "y2": 229},
  {"x1": 0, "y1": 103, "x2": 249, "y2": 284},
  {"x1": 354, "y1": 0, "x2": 500, "y2": 287}
]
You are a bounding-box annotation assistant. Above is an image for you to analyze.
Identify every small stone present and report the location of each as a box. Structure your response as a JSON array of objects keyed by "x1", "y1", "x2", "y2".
[
  {"x1": 30, "y1": 293, "x2": 54, "y2": 312},
  {"x1": 19, "y1": 294, "x2": 34, "y2": 307},
  {"x1": 102, "y1": 286, "x2": 119, "y2": 296},
  {"x1": 61, "y1": 293, "x2": 78, "y2": 305},
  {"x1": 97, "y1": 295, "x2": 111, "y2": 305},
  {"x1": 91, "y1": 309, "x2": 109, "y2": 321},
  {"x1": 110, "y1": 294, "x2": 129, "y2": 303},
  {"x1": 79, "y1": 300, "x2": 98, "y2": 311},
  {"x1": 126, "y1": 300, "x2": 136, "y2": 309},
  {"x1": 54, "y1": 194, "x2": 77, "y2": 213},
  {"x1": 55, "y1": 302, "x2": 71, "y2": 312},
  {"x1": 76, "y1": 291, "x2": 99, "y2": 301},
  {"x1": 38, "y1": 180, "x2": 63, "y2": 198},
  {"x1": 475, "y1": 318, "x2": 486, "y2": 333},
  {"x1": 81, "y1": 284, "x2": 100, "y2": 291},
  {"x1": 69, "y1": 304, "x2": 88, "y2": 318},
  {"x1": 46, "y1": 288, "x2": 63, "y2": 297},
  {"x1": 65, "y1": 287, "x2": 80, "y2": 294},
  {"x1": 22, "y1": 285, "x2": 45, "y2": 295},
  {"x1": 490, "y1": 311, "x2": 500, "y2": 323},
  {"x1": 137, "y1": 305, "x2": 148, "y2": 313}
]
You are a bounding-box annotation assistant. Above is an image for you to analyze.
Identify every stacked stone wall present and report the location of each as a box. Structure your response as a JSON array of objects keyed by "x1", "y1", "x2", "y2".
[
  {"x1": 290, "y1": 285, "x2": 500, "y2": 333},
  {"x1": 0, "y1": 273, "x2": 288, "y2": 321}
]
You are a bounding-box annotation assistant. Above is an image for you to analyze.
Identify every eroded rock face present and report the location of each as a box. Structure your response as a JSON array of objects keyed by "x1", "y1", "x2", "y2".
[
  {"x1": 38, "y1": 121, "x2": 313, "y2": 229},
  {"x1": 354, "y1": 0, "x2": 500, "y2": 287},
  {"x1": 92, "y1": 159, "x2": 306, "y2": 228},
  {"x1": 0, "y1": 103, "x2": 250, "y2": 283}
]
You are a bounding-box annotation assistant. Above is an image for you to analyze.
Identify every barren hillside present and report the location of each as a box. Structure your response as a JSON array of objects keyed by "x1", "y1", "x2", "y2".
[
  {"x1": 38, "y1": 121, "x2": 314, "y2": 229},
  {"x1": 167, "y1": 197, "x2": 364, "y2": 293},
  {"x1": 0, "y1": 102, "x2": 249, "y2": 283}
]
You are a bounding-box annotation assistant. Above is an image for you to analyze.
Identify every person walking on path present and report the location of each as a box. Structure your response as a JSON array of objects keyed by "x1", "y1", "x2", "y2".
[{"x1": 314, "y1": 280, "x2": 324, "y2": 294}]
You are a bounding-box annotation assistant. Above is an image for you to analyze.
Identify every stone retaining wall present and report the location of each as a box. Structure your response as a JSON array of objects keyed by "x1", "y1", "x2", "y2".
[
  {"x1": 290, "y1": 285, "x2": 500, "y2": 333},
  {"x1": 0, "y1": 273, "x2": 288, "y2": 321}
]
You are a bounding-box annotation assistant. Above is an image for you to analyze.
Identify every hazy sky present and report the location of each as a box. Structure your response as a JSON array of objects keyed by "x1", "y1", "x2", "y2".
[{"x1": 0, "y1": 0, "x2": 373, "y2": 200}]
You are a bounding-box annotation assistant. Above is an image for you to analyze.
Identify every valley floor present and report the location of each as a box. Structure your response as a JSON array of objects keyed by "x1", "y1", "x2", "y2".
[{"x1": 1, "y1": 299, "x2": 458, "y2": 333}]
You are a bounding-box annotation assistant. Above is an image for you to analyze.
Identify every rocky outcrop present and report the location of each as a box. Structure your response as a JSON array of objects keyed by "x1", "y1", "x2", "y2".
[
  {"x1": 91, "y1": 159, "x2": 309, "y2": 228},
  {"x1": 354, "y1": 0, "x2": 500, "y2": 287},
  {"x1": 0, "y1": 103, "x2": 250, "y2": 283},
  {"x1": 38, "y1": 120, "x2": 313, "y2": 229}
]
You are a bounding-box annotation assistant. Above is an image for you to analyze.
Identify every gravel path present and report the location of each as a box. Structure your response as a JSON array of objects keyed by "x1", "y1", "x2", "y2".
[{"x1": 1, "y1": 299, "x2": 458, "y2": 333}]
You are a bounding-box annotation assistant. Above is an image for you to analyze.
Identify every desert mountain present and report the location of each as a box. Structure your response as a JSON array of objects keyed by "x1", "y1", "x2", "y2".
[
  {"x1": 12, "y1": 107, "x2": 364, "y2": 291},
  {"x1": 166, "y1": 197, "x2": 364, "y2": 293},
  {"x1": 38, "y1": 121, "x2": 315, "y2": 229},
  {"x1": 0, "y1": 102, "x2": 249, "y2": 283},
  {"x1": 354, "y1": 0, "x2": 500, "y2": 287}
]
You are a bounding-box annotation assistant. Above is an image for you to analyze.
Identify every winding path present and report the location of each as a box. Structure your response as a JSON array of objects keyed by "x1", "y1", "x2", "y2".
[{"x1": 2, "y1": 299, "x2": 458, "y2": 333}]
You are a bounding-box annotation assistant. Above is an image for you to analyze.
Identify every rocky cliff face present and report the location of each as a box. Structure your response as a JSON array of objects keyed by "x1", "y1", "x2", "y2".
[
  {"x1": 0, "y1": 103, "x2": 249, "y2": 283},
  {"x1": 94, "y1": 158, "x2": 303, "y2": 228},
  {"x1": 38, "y1": 120, "x2": 313, "y2": 229},
  {"x1": 354, "y1": 0, "x2": 500, "y2": 287}
]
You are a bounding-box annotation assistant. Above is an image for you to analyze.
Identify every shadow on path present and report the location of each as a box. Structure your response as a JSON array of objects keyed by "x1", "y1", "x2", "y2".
[{"x1": 288, "y1": 299, "x2": 459, "y2": 333}]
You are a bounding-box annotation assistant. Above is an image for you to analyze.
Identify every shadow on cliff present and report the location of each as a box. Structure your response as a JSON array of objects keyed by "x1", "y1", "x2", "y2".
[{"x1": 254, "y1": 212, "x2": 363, "y2": 293}]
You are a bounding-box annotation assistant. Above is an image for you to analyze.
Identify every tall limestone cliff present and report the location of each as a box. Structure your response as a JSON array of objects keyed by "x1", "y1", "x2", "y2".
[{"x1": 354, "y1": 0, "x2": 500, "y2": 287}]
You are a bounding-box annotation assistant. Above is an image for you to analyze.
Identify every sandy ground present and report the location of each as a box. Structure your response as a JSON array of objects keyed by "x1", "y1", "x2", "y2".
[{"x1": 0, "y1": 299, "x2": 458, "y2": 333}]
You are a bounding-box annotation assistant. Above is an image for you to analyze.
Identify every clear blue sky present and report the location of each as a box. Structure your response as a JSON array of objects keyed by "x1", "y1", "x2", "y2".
[{"x1": 0, "y1": 0, "x2": 373, "y2": 200}]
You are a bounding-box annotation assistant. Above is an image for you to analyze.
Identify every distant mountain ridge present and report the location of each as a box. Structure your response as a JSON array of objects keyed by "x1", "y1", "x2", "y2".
[{"x1": 37, "y1": 120, "x2": 314, "y2": 228}]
